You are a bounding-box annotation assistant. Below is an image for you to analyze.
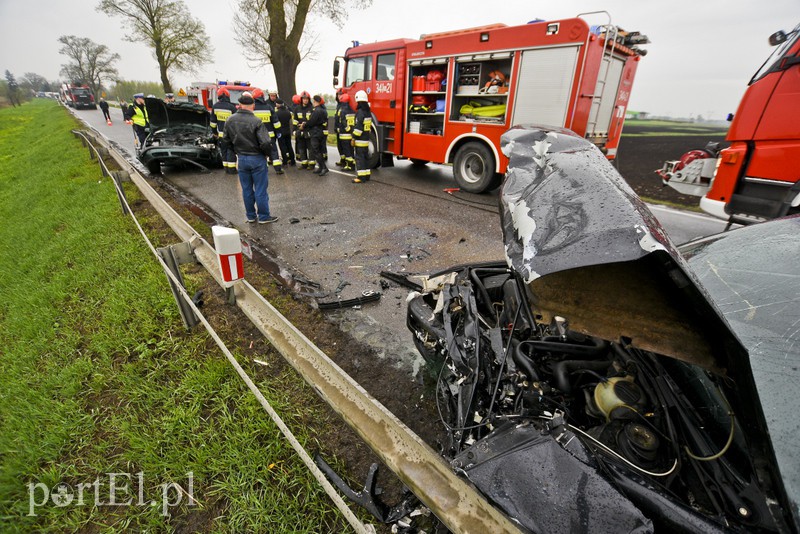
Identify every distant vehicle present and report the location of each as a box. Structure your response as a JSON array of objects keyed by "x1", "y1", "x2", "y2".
[
  {"x1": 60, "y1": 83, "x2": 97, "y2": 110},
  {"x1": 657, "y1": 23, "x2": 800, "y2": 224},
  {"x1": 137, "y1": 97, "x2": 220, "y2": 174},
  {"x1": 185, "y1": 80, "x2": 257, "y2": 110}
]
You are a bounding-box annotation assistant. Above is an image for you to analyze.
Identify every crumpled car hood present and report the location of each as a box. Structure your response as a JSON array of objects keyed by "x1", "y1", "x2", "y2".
[
  {"x1": 144, "y1": 97, "x2": 210, "y2": 130},
  {"x1": 500, "y1": 126, "x2": 730, "y2": 372}
]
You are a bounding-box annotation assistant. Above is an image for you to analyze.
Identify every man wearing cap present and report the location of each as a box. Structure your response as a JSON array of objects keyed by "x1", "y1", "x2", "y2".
[
  {"x1": 274, "y1": 99, "x2": 295, "y2": 166},
  {"x1": 164, "y1": 93, "x2": 175, "y2": 103},
  {"x1": 219, "y1": 93, "x2": 278, "y2": 224},
  {"x1": 303, "y1": 95, "x2": 330, "y2": 176},
  {"x1": 127, "y1": 93, "x2": 149, "y2": 150}
]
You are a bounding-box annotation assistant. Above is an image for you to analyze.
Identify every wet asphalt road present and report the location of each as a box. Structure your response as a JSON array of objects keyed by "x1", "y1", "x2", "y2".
[{"x1": 73, "y1": 106, "x2": 731, "y2": 377}]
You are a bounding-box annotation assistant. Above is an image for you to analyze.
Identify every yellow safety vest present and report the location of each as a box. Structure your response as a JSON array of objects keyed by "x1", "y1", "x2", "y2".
[{"x1": 131, "y1": 105, "x2": 148, "y2": 127}]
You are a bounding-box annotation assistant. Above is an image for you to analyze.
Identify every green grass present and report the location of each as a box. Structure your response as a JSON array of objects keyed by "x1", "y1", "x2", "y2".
[
  {"x1": 622, "y1": 119, "x2": 729, "y2": 137},
  {"x1": 0, "y1": 100, "x2": 349, "y2": 532}
]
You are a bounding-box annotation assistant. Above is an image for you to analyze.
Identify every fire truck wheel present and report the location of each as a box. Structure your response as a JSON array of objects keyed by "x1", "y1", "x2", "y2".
[
  {"x1": 367, "y1": 128, "x2": 380, "y2": 169},
  {"x1": 454, "y1": 142, "x2": 498, "y2": 193}
]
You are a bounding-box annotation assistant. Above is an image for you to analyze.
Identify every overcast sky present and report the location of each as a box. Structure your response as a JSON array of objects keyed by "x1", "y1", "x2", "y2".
[{"x1": 1, "y1": 0, "x2": 797, "y2": 119}]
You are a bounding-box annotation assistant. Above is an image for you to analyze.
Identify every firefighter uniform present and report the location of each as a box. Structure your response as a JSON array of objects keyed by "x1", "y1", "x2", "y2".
[
  {"x1": 293, "y1": 93, "x2": 314, "y2": 169},
  {"x1": 212, "y1": 91, "x2": 238, "y2": 174},
  {"x1": 253, "y1": 90, "x2": 283, "y2": 174},
  {"x1": 305, "y1": 95, "x2": 329, "y2": 176},
  {"x1": 335, "y1": 97, "x2": 355, "y2": 170},
  {"x1": 352, "y1": 91, "x2": 373, "y2": 183},
  {"x1": 275, "y1": 101, "x2": 295, "y2": 166}
]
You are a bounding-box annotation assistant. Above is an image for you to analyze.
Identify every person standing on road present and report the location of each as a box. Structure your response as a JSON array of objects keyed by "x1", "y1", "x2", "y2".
[
  {"x1": 252, "y1": 88, "x2": 283, "y2": 174},
  {"x1": 219, "y1": 93, "x2": 278, "y2": 224},
  {"x1": 98, "y1": 98, "x2": 112, "y2": 124},
  {"x1": 164, "y1": 93, "x2": 175, "y2": 103},
  {"x1": 212, "y1": 87, "x2": 238, "y2": 174},
  {"x1": 127, "y1": 93, "x2": 149, "y2": 150},
  {"x1": 304, "y1": 95, "x2": 330, "y2": 176},
  {"x1": 274, "y1": 99, "x2": 295, "y2": 166},
  {"x1": 352, "y1": 90, "x2": 373, "y2": 183},
  {"x1": 293, "y1": 91, "x2": 314, "y2": 169},
  {"x1": 335, "y1": 92, "x2": 355, "y2": 170}
]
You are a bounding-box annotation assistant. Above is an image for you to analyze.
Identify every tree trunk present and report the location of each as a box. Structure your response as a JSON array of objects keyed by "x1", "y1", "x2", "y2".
[
  {"x1": 154, "y1": 39, "x2": 172, "y2": 93},
  {"x1": 272, "y1": 55, "x2": 299, "y2": 101}
]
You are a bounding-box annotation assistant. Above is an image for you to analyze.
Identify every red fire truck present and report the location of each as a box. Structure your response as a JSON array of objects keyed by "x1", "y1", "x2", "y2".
[
  {"x1": 60, "y1": 83, "x2": 97, "y2": 110},
  {"x1": 658, "y1": 23, "x2": 800, "y2": 224},
  {"x1": 186, "y1": 80, "x2": 258, "y2": 109},
  {"x1": 333, "y1": 13, "x2": 648, "y2": 192}
]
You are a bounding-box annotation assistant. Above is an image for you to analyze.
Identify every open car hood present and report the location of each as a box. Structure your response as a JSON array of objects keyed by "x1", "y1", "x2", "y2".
[
  {"x1": 497, "y1": 126, "x2": 793, "y2": 528},
  {"x1": 144, "y1": 97, "x2": 210, "y2": 130},
  {"x1": 501, "y1": 126, "x2": 738, "y2": 372}
]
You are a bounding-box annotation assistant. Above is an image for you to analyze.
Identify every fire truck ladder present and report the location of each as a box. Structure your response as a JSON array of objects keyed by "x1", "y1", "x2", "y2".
[{"x1": 585, "y1": 23, "x2": 619, "y2": 137}]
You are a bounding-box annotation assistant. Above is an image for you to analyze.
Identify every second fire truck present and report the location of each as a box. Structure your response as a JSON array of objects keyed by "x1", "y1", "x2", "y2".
[{"x1": 334, "y1": 12, "x2": 648, "y2": 192}]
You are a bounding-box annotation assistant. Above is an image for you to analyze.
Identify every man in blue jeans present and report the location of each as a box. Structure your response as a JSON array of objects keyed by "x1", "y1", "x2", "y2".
[{"x1": 219, "y1": 93, "x2": 278, "y2": 224}]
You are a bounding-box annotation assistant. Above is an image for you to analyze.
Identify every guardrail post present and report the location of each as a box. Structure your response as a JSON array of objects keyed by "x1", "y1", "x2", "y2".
[
  {"x1": 156, "y1": 242, "x2": 199, "y2": 330},
  {"x1": 110, "y1": 171, "x2": 131, "y2": 216}
]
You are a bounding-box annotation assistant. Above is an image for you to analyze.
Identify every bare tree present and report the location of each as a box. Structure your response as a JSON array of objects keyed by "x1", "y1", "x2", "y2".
[
  {"x1": 58, "y1": 36, "x2": 120, "y2": 97},
  {"x1": 97, "y1": 0, "x2": 211, "y2": 93},
  {"x1": 233, "y1": 0, "x2": 371, "y2": 99},
  {"x1": 4, "y1": 70, "x2": 20, "y2": 106},
  {"x1": 21, "y1": 73, "x2": 50, "y2": 93}
]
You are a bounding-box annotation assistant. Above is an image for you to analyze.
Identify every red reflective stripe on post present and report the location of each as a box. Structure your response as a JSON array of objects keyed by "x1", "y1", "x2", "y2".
[{"x1": 219, "y1": 253, "x2": 243, "y2": 282}]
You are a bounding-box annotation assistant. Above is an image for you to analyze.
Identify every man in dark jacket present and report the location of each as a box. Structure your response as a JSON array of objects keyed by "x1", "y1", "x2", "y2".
[
  {"x1": 335, "y1": 93, "x2": 355, "y2": 170},
  {"x1": 274, "y1": 99, "x2": 295, "y2": 166},
  {"x1": 303, "y1": 95, "x2": 329, "y2": 176},
  {"x1": 98, "y1": 98, "x2": 112, "y2": 124},
  {"x1": 219, "y1": 93, "x2": 278, "y2": 224}
]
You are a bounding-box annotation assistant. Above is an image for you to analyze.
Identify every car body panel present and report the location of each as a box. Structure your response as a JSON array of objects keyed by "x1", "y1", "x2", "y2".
[{"x1": 404, "y1": 126, "x2": 796, "y2": 532}]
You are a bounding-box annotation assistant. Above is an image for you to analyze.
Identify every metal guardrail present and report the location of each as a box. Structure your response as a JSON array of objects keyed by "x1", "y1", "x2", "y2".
[{"x1": 73, "y1": 126, "x2": 522, "y2": 534}]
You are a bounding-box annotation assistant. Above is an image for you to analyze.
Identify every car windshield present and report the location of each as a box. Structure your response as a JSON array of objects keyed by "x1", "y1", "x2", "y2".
[
  {"x1": 681, "y1": 216, "x2": 800, "y2": 515},
  {"x1": 750, "y1": 23, "x2": 800, "y2": 84}
]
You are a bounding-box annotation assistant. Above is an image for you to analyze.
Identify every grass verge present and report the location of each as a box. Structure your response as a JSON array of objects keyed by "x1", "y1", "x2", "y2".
[{"x1": 0, "y1": 99, "x2": 354, "y2": 532}]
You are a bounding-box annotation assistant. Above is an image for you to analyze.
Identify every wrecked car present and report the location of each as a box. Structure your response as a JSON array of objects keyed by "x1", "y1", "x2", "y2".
[
  {"x1": 138, "y1": 97, "x2": 220, "y2": 174},
  {"x1": 405, "y1": 127, "x2": 799, "y2": 533}
]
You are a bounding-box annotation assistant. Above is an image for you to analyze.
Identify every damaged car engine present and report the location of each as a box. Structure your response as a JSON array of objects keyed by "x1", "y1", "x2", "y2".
[
  {"x1": 145, "y1": 125, "x2": 217, "y2": 151},
  {"x1": 407, "y1": 265, "x2": 776, "y2": 533}
]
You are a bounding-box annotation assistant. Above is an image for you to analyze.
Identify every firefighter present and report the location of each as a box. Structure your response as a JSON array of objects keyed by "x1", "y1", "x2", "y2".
[
  {"x1": 267, "y1": 89, "x2": 279, "y2": 108},
  {"x1": 252, "y1": 88, "x2": 283, "y2": 174},
  {"x1": 335, "y1": 92, "x2": 355, "y2": 171},
  {"x1": 303, "y1": 95, "x2": 329, "y2": 176},
  {"x1": 274, "y1": 99, "x2": 295, "y2": 166},
  {"x1": 293, "y1": 91, "x2": 314, "y2": 169},
  {"x1": 291, "y1": 94, "x2": 301, "y2": 165},
  {"x1": 352, "y1": 90, "x2": 372, "y2": 183},
  {"x1": 127, "y1": 93, "x2": 149, "y2": 150},
  {"x1": 212, "y1": 87, "x2": 238, "y2": 174}
]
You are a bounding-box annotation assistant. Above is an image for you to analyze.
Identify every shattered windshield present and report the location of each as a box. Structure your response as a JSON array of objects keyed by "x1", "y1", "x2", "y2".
[{"x1": 681, "y1": 216, "x2": 800, "y2": 516}]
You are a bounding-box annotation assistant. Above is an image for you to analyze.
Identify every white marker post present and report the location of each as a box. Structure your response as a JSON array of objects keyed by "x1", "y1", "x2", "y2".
[{"x1": 212, "y1": 226, "x2": 244, "y2": 304}]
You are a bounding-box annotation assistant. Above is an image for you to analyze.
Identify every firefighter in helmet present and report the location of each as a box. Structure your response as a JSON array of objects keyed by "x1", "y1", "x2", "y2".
[
  {"x1": 252, "y1": 88, "x2": 283, "y2": 174},
  {"x1": 304, "y1": 95, "x2": 330, "y2": 176},
  {"x1": 293, "y1": 91, "x2": 314, "y2": 169},
  {"x1": 212, "y1": 87, "x2": 238, "y2": 174},
  {"x1": 352, "y1": 90, "x2": 372, "y2": 183},
  {"x1": 335, "y1": 92, "x2": 355, "y2": 171}
]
